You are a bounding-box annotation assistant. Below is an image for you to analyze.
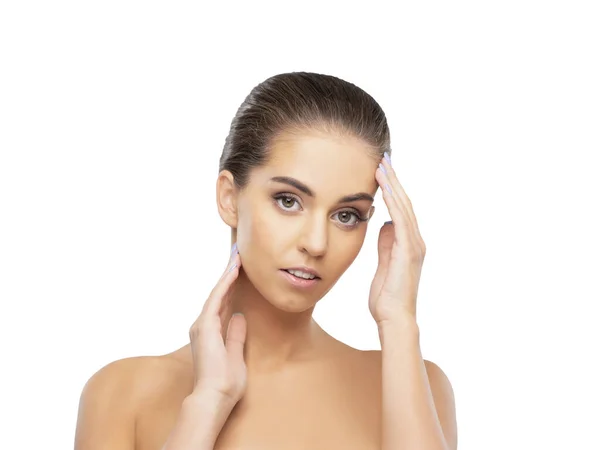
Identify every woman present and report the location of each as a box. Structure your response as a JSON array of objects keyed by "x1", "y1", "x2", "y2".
[{"x1": 74, "y1": 72, "x2": 457, "y2": 450}]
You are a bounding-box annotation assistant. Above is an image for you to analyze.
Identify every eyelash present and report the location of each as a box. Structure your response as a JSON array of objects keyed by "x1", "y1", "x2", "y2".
[{"x1": 272, "y1": 193, "x2": 369, "y2": 229}]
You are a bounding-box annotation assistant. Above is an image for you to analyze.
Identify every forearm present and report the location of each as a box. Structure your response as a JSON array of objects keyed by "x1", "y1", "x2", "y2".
[
  {"x1": 379, "y1": 315, "x2": 448, "y2": 450},
  {"x1": 161, "y1": 390, "x2": 236, "y2": 450}
]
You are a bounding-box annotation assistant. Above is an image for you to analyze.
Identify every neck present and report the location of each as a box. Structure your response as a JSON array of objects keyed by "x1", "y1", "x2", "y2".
[{"x1": 228, "y1": 265, "x2": 327, "y2": 375}]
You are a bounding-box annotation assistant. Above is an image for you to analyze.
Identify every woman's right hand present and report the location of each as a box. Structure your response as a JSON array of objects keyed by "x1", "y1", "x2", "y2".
[{"x1": 188, "y1": 243, "x2": 247, "y2": 405}]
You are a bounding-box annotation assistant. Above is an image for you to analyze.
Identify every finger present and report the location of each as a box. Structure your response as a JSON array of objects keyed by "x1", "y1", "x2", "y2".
[
  {"x1": 376, "y1": 224, "x2": 393, "y2": 264},
  {"x1": 371, "y1": 225, "x2": 392, "y2": 299},
  {"x1": 376, "y1": 164, "x2": 413, "y2": 246},
  {"x1": 202, "y1": 248, "x2": 237, "y2": 316},
  {"x1": 203, "y1": 251, "x2": 241, "y2": 318},
  {"x1": 217, "y1": 244, "x2": 240, "y2": 281},
  {"x1": 379, "y1": 157, "x2": 424, "y2": 246},
  {"x1": 379, "y1": 156, "x2": 417, "y2": 229},
  {"x1": 226, "y1": 313, "x2": 247, "y2": 361},
  {"x1": 375, "y1": 162, "x2": 406, "y2": 220}
]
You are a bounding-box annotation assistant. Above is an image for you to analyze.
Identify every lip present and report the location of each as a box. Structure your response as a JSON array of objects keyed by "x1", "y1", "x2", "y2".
[
  {"x1": 282, "y1": 266, "x2": 321, "y2": 278},
  {"x1": 279, "y1": 269, "x2": 320, "y2": 289}
]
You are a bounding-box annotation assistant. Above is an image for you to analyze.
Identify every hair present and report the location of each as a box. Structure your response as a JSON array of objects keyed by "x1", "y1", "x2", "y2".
[{"x1": 218, "y1": 71, "x2": 391, "y2": 190}]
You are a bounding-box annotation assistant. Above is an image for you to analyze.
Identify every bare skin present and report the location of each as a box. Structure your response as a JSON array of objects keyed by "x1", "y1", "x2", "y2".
[
  {"x1": 133, "y1": 341, "x2": 384, "y2": 450},
  {"x1": 76, "y1": 128, "x2": 414, "y2": 449}
]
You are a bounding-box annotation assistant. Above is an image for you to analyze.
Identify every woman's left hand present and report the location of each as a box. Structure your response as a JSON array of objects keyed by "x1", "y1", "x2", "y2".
[{"x1": 369, "y1": 152, "x2": 426, "y2": 326}]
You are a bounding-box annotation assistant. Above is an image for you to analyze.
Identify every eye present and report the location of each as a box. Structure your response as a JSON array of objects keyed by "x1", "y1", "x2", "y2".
[
  {"x1": 272, "y1": 193, "x2": 367, "y2": 229},
  {"x1": 273, "y1": 193, "x2": 302, "y2": 211},
  {"x1": 334, "y1": 210, "x2": 363, "y2": 227}
]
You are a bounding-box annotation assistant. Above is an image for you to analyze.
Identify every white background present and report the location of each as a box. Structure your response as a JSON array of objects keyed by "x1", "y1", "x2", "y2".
[{"x1": 1, "y1": 1, "x2": 599, "y2": 449}]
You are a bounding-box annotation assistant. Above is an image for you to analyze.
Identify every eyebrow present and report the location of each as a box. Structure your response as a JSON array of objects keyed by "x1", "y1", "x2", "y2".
[{"x1": 270, "y1": 176, "x2": 375, "y2": 204}]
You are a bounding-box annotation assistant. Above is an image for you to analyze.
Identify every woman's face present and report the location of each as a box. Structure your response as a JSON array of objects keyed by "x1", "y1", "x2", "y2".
[{"x1": 221, "y1": 128, "x2": 380, "y2": 312}]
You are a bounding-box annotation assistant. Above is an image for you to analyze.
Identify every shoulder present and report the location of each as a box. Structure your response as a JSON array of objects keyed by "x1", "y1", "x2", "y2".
[
  {"x1": 422, "y1": 359, "x2": 456, "y2": 412},
  {"x1": 423, "y1": 359, "x2": 452, "y2": 385},
  {"x1": 362, "y1": 350, "x2": 454, "y2": 394},
  {"x1": 423, "y1": 359, "x2": 458, "y2": 450},
  {"x1": 75, "y1": 353, "x2": 190, "y2": 449},
  {"x1": 75, "y1": 356, "x2": 145, "y2": 449},
  {"x1": 79, "y1": 355, "x2": 168, "y2": 399},
  {"x1": 77, "y1": 356, "x2": 145, "y2": 414},
  {"x1": 360, "y1": 352, "x2": 457, "y2": 449},
  {"x1": 81, "y1": 352, "x2": 192, "y2": 405}
]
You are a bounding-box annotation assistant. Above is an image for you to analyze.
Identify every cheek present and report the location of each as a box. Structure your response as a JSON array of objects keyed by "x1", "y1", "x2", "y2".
[
  {"x1": 237, "y1": 201, "x2": 367, "y2": 275},
  {"x1": 330, "y1": 233, "x2": 366, "y2": 272},
  {"x1": 236, "y1": 205, "x2": 281, "y2": 269},
  {"x1": 252, "y1": 213, "x2": 279, "y2": 257},
  {"x1": 343, "y1": 241, "x2": 363, "y2": 263}
]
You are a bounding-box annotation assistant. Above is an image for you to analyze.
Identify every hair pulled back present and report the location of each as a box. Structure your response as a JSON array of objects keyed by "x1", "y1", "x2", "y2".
[{"x1": 219, "y1": 71, "x2": 391, "y2": 189}]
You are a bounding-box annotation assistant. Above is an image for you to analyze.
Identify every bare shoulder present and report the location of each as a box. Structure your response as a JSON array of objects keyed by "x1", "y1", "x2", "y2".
[
  {"x1": 424, "y1": 359, "x2": 458, "y2": 450},
  {"x1": 423, "y1": 359, "x2": 453, "y2": 387},
  {"x1": 362, "y1": 351, "x2": 456, "y2": 407},
  {"x1": 422, "y1": 359, "x2": 456, "y2": 412},
  {"x1": 79, "y1": 352, "x2": 188, "y2": 402},
  {"x1": 75, "y1": 356, "x2": 146, "y2": 449},
  {"x1": 75, "y1": 351, "x2": 192, "y2": 450},
  {"x1": 359, "y1": 352, "x2": 457, "y2": 449},
  {"x1": 360, "y1": 350, "x2": 455, "y2": 389}
]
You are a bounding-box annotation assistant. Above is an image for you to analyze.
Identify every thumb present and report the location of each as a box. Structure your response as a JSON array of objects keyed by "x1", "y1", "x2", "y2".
[
  {"x1": 377, "y1": 221, "x2": 394, "y2": 266},
  {"x1": 225, "y1": 313, "x2": 247, "y2": 361}
]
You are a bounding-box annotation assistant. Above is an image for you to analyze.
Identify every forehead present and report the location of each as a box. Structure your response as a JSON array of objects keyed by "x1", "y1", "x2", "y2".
[
  {"x1": 251, "y1": 129, "x2": 379, "y2": 194},
  {"x1": 270, "y1": 128, "x2": 375, "y2": 165}
]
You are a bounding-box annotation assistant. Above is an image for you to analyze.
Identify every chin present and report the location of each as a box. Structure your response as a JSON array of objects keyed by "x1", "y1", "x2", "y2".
[
  {"x1": 261, "y1": 288, "x2": 319, "y2": 313},
  {"x1": 262, "y1": 285, "x2": 321, "y2": 314},
  {"x1": 243, "y1": 265, "x2": 323, "y2": 312}
]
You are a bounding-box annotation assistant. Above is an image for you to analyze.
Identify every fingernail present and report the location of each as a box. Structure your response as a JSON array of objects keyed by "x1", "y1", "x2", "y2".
[
  {"x1": 228, "y1": 263, "x2": 237, "y2": 273},
  {"x1": 230, "y1": 242, "x2": 238, "y2": 257},
  {"x1": 385, "y1": 184, "x2": 392, "y2": 194},
  {"x1": 378, "y1": 162, "x2": 387, "y2": 175},
  {"x1": 384, "y1": 220, "x2": 393, "y2": 225},
  {"x1": 384, "y1": 152, "x2": 391, "y2": 165}
]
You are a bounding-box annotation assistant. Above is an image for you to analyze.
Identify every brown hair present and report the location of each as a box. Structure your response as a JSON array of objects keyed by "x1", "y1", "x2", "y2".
[{"x1": 218, "y1": 71, "x2": 391, "y2": 189}]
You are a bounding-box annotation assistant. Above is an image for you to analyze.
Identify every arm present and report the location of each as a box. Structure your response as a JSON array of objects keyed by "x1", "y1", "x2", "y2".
[
  {"x1": 379, "y1": 315, "x2": 457, "y2": 450},
  {"x1": 160, "y1": 390, "x2": 237, "y2": 450},
  {"x1": 373, "y1": 151, "x2": 457, "y2": 449}
]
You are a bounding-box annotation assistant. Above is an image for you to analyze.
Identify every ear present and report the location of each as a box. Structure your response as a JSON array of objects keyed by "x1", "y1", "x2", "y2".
[{"x1": 216, "y1": 170, "x2": 239, "y2": 228}]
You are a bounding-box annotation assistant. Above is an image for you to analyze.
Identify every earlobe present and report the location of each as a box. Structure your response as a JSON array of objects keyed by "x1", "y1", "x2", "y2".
[{"x1": 216, "y1": 170, "x2": 239, "y2": 228}]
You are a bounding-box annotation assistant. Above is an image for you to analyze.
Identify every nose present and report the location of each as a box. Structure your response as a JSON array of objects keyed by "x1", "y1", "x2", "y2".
[{"x1": 298, "y1": 213, "x2": 328, "y2": 257}]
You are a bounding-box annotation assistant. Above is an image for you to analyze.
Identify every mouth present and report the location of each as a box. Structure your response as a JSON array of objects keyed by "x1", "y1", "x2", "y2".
[{"x1": 279, "y1": 269, "x2": 321, "y2": 288}]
